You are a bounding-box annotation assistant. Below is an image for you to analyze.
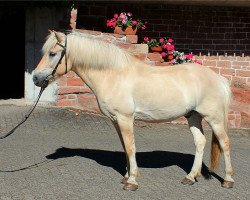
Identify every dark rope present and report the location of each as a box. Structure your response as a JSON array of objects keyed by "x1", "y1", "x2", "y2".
[
  {"x1": 0, "y1": 83, "x2": 47, "y2": 139},
  {"x1": 0, "y1": 35, "x2": 68, "y2": 140}
]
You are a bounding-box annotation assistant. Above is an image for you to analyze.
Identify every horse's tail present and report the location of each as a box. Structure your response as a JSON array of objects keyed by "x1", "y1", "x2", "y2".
[{"x1": 210, "y1": 76, "x2": 231, "y2": 172}]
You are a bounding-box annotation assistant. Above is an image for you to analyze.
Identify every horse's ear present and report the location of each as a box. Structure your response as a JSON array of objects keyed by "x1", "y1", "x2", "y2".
[{"x1": 53, "y1": 31, "x2": 65, "y2": 43}]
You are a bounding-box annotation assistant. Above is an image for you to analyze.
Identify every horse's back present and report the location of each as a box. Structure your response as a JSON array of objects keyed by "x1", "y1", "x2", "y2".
[{"x1": 132, "y1": 62, "x2": 227, "y2": 121}]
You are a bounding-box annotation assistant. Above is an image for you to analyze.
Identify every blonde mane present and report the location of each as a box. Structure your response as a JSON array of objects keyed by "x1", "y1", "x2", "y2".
[{"x1": 42, "y1": 31, "x2": 135, "y2": 70}]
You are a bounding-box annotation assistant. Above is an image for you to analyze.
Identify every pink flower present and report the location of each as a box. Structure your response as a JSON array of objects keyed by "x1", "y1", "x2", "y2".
[
  {"x1": 127, "y1": 12, "x2": 132, "y2": 17},
  {"x1": 168, "y1": 45, "x2": 175, "y2": 51},
  {"x1": 114, "y1": 14, "x2": 118, "y2": 19},
  {"x1": 161, "y1": 52, "x2": 167, "y2": 57},
  {"x1": 186, "y1": 54, "x2": 194, "y2": 60},
  {"x1": 194, "y1": 60, "x2": 202, "y2": 65},
  {"x1": 144, "y1": 37, "x2": 149, "y2": 42},
  {"x1": 163, "y1": 44, "x2": 168, "y2": 49},
  {"x1": 159, "y1": 38, "x2": 164, "y2": 43},
  {"x1": 132, "y1": 20, "x2": 137, "y2": 25},
  {"x1": 171, "y1": 59, "x2": 176, "y2": 63},
  {"x1": 142, "y1": 25, "x2": 146, "y2": 30},
  {"x1": 168, "y1": 38, "x2": 174, "y2": 43},
  {"x1": 122, "y1": 19, "x2": 127, "y2": 24},
  {"x1": 168, "y1": 51, "x2": 173, "y2": 55}
]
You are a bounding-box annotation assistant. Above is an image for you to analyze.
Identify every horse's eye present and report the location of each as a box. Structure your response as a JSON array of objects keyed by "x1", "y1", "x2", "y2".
[{"x1": 49, "y1": 52, "x2": 56, "y2": 57}]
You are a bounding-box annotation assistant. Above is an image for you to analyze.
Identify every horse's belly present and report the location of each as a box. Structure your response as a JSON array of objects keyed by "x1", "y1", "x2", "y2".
[{"x1": 134, "y1": 109, "x2": 184, "y2": 122}]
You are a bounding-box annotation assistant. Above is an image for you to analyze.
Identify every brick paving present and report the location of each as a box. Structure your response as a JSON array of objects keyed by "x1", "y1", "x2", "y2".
[{"x1": 0, "y1": 104, "x2": 249, "y2": 200}]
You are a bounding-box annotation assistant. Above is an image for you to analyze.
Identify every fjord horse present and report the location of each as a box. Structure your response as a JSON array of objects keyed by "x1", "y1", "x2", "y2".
[{"x1": 33, "y1": 31, "x2": 234, "y2": 191}]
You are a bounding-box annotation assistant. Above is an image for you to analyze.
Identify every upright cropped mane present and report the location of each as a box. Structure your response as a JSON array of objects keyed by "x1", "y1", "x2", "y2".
[{"x1": 42, "y1": 31, "x2": 136, "y2": 70}]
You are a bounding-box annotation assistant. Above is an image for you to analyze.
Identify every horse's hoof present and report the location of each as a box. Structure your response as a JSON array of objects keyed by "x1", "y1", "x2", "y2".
[
  {"x1": 181, "y1": 177, "x2": 195, "y2": 185},
  {"x1": 123, "y1": 183, "x2": 138, "y2": 191},
  {"x1": 222, "y1": 180, "x2": 234, "y2": 188},
  {"x1": 121, "y1": 177, "x2": 128, "y2": 184}
]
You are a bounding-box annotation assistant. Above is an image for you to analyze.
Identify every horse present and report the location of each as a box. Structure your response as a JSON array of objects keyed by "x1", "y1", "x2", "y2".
[{"x1": 33, "y1": 31, "x2": 234, "y2": 191}]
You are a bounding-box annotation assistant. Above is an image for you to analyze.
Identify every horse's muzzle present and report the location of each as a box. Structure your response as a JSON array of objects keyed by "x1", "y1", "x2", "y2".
[{"x1": 33, "y1": 72, "x2": 51, "y2": 88}]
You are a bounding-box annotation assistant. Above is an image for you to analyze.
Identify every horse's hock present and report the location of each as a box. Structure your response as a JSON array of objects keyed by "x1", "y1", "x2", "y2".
[{"x1": 55, "y1": 29, "x2": 250, "y2": 129}]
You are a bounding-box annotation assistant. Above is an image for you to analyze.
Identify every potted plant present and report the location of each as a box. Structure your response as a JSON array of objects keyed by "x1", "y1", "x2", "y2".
[
  {"x1": 143, "y1": 37, "x2": 165, "y2": 52},
  {"x1": 160, "y1": 38, "x2": 202, "y2": 64},
  {"x1": 106, "y1": 12, "x2": 147, "y2": 35}
]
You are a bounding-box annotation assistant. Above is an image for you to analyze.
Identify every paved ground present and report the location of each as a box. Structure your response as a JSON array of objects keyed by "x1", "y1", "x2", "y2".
[{"x1": 0, "y1": 104, "x2": 249, "y2": 200}]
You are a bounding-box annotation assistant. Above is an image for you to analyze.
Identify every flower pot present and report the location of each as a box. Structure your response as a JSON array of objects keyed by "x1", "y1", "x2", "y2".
[
  {"x1": 167, "y1": 55, "x2": 174, "y2": 61},
  {"x1": 150, "y1": 46, "x2": 163, "y2": 52},
  {"x1": 114, "y1": 26, "x2": 137, "y2": 35}
]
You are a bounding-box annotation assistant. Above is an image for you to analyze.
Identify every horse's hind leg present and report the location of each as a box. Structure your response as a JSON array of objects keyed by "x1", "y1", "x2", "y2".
[
  {"x1": 182, "y1": 111, "x2": 206, "y2": 185},
  {"x1": 116, "y1": 115, "x2": 139, "y2": 191},
  {"x1": 207, "y1": 120, "x2": 234, "y2": 188}
]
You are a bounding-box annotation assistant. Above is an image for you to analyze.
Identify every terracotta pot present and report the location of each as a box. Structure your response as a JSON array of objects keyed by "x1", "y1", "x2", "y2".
[
  {"x1": 150, "y1": 46, "x2": 163, "y2": 52},
  {"x1": 114, "y1": 26, "x2": 137, "y2": 35},
  {"x1": 167, "y1": 54, "x2": 174, "y2": 61}
]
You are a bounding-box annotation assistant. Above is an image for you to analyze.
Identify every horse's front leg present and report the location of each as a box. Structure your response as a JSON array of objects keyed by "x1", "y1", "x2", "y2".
[{"x1": 116, "y1": 115, "x2": 139, "y2": 191}]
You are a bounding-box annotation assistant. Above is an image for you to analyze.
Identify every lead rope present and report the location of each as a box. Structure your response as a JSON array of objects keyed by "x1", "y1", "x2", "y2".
[
  {"x1": 0, "y1": 81, "x2": 47, "y2": 139},
  {"x1": 0, "y1": 36, "x2": 68, "y2": 140}
]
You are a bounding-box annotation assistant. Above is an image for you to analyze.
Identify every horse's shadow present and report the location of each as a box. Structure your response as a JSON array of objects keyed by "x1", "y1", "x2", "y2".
[{"x1": 46, "y1": 147, "x2": 218, "y2": 181}]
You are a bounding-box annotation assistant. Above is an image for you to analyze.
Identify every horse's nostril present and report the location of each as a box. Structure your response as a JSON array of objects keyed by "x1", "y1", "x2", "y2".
[{"x1": 33, "y1": 75, "x2": 39, "y2": 84}]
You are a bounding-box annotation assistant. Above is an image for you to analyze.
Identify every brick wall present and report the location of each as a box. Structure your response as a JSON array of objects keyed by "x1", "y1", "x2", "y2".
[
  {"x1": 55, "y1": 29, "x2": 249, "y2": 128},
  {"x1": 76, "y1": 2, "x2": 250, "y2": 56}
]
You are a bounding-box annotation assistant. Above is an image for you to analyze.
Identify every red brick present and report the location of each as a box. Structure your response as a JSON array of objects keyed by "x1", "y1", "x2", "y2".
[
  {"x1": 58, "y1": 86, "x2": 81, "y2": 94},
  {"x1": 216, "y1": 61, "x2": 231, "y2": 68},
  {"x1": 232, "y1": 61, "x2": 250, "y2": 66},
  {"x1": 58, "y1": 76, "x2": 67, "y2": 86},
  {"x1": 57, "y1": 95, "x2": 67, "y2": 100},
  {"x1": 204, "y1": 56, "x2": 219, "y2": 60},
  {"x1": 134, "y1": 53, "x2": 147, "y2": 61},
  {"x1": 209, "y1": 67, "x2": 220, "y2": 73},
  {"x1": 80, "y1": 87, "x2": 93, "y2": 94},
  {"x1": 220, "y1": 68, "x2": 235, "y2": 76},
  {"x1": 67, "y1": 77, "x2": 84, "y2": 86},
  {"x1": 202, "y1": 60, "x2": 216, "y2": 67},
  {"x1": 56, "y1": 99, "x2": 77, "y2": 107},
  {"x1": 219, "y1": 56, "x2": 236, "y2": 61},
  {"x1": 68, "y1": 94, "x2": 77, "y2": 99},
  {"x1": 236, "y1": 56, "x2": 247, "y2": 61},
  {"x1": 236, "y1": 70, "x2": 250, "y2": 77},
  {"x1": 66, "y1": 71, "x2": 77, "y2": 78},
  {"x1": 77, "y1": 94, "x2": 100, "y2": 113},
  {"x1": 232, "y1": 76, "x2": 247, "y2": 87},
  {"x1": 147, "y1": 53, "x2": 164, "y2": 62}
]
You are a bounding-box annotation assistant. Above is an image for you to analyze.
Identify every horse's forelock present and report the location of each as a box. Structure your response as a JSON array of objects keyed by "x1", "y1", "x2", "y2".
[{"x1": 42, "y1": 33, "x2": 57, "y2": 55}]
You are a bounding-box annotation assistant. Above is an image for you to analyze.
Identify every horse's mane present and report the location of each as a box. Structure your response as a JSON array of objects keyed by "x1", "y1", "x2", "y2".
[{"x1": 42, "y1": 31, "x2": 135, "y2": 70}]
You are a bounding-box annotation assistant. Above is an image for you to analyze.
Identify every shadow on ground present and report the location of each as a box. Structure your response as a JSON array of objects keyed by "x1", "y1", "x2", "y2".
[{"x1": 46, "y1": 147, "x2": 216, "y2": 181}]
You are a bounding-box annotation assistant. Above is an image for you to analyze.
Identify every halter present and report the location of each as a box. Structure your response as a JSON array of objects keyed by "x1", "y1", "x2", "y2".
[{"x1": 51, "y1": 36, "x2": 68, "y2": 77}]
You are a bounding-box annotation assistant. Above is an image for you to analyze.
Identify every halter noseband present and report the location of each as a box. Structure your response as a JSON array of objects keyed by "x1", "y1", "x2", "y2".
[{"x1": 51, "y1": 36, "x2": 68, "y2": 76}]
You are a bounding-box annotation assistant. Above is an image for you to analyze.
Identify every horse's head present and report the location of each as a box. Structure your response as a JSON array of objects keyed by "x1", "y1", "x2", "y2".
[{"x1": 33, "y1": 31, "x2": 71, "y2": 87}]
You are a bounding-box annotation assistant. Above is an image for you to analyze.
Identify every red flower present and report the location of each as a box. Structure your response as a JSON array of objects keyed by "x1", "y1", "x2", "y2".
[
  {"x1": 168, "y1": 38, "x2": 174, "y2": 43},
  {"x1": 132, "y1": 20, "x2": 137, "y2": 25},
  {"x1": 159, "y1": 38, "x2": 164, "y2": 43},
  {"x1": 186, "y1": 54, "x2": 194, "y2": 60},
  {"x1": 144, "y1": 37, "x2": 149, "y2": 42},
  {"x1": 114, "y1": 14, "x2": 118, "y2": 19},
  {"x1": 161, "y1": 52, "x2": 167, "y2": 57}
]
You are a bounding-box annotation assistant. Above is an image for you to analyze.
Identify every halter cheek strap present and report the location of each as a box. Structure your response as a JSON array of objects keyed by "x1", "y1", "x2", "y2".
[{"x1": 51, "y1": 36, "x2": 68, "y2": 76}]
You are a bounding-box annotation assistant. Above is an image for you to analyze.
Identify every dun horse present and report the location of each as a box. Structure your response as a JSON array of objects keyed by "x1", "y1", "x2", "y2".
[{"x1": 33, "y1": 31, "x2": 234, "y2": 191}]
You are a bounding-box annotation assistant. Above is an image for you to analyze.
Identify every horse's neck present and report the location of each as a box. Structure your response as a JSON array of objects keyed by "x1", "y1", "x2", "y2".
[{"x1": 73, "y1": 67, "x2": 119, "y2": 97}]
